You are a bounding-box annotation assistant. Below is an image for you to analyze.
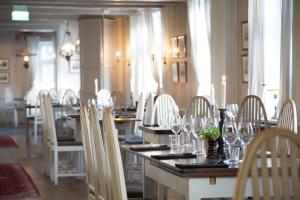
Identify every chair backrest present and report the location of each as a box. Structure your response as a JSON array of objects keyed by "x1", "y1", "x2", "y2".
[
  {"x1": 89, "y1": 104, "x2": 110, "y2": 200},
  {"x1": 186, "y1": 96, "x2": 213, "y2": 118},
  {"x1": 40, "y1": 95, "x2": 48, "y2": 143},
  {"x1": 62, "y1": 89, "x2": 77, "y2": 106},
  {"x1": 79, "y1": 103, "x2": 97, "y2": 196},
  {"x1": 234, "y1": 128, "x2": 300, "y2": 200},
  {"x1": 134, "y1": 93, "x2": 145, "y2": 136},
  {"x1": 103, "y1": 108, "x2": 127, "y2": 200},
  {"x1": 236, "y1": 95, "x2": 268, "y2": 134},
  {"x1": 111, "y1": 90, "x2": 125, "y2": 109},
  {"x1": 44, "y1": 94, "x2": 58, "y2": 146},
  {"x1": 151, "y1": 94, "x2": 177, "y2": 125},
  {"x1": 143, "y1": 93, "x2": 154, "y2": 125},
  {"x1": 277, "y1": 99, "x2": 297, "y2": 133}
]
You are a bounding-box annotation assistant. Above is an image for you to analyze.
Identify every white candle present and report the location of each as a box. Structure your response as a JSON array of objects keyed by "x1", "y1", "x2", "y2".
[
  {"x1": 94, "y1": 78, "x2": 98, "y2": 95},
  {"x1": 210, "y1": 84, "x2": 215, "y2": 106},
  {"x1": 220, "y1": 75, "x2": 226, "y2": 109}
]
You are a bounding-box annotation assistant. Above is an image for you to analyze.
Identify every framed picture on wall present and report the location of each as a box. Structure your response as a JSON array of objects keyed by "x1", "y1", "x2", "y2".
[
  {"x1": 178, "y1": 62, "x2": 187, "y2": 83},
  {"x1": 241, "y1": 21, "x2": 248, "y2": 50},
  {"x1": 171, "y1": 62, "x2": 178, "y2": 82},
  {"x1": 70, "y1": 59, "x2": 80, "y2": 73},
  {"x1": 242, "y1": 54, "x2": 248, "y2": 83},
  {"x1": 0, "y1": 58, "x2": 9, "y2": 70},
  {"x1": 0, "y1": 72, "x2": 10, "y2": 83},
  {"x1": 177, "y1": 35, "x2": 186, "y2": 58},
  {"x1": 171, "y1": 37, "x2": 178, "y2": 58}
]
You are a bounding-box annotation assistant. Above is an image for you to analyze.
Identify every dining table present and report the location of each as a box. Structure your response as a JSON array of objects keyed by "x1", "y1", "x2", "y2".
[
  {"x1": 68, "y1": 111, "x2": 141, "y2": 141},
  {"x1": 121, "y1": 144, "x2": 253, "y2": 200}
]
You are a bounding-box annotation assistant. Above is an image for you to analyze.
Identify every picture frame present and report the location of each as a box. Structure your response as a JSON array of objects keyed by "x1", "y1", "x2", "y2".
[
  {"x1": 171, "y1": 62, "x2": 178, "y2": 82},
  {"x1": 242, "y1": 54, "x2": 248, "y2": 83},
  {"x1": 0, "y1": 72, "x2": 10, "y2": 83},
  {"x1": 0, "y1": 58, "x2": 9, "y2": 70},
  {"x1": 241, "y1": 21, "x2": 248, "y2": 50},
  {"x1": 171, "y1": 37, "x2": 178, "y2": 58},
  {"x1": 178, "y1": 62, "x2": 187, "y2": 83},
  {"x1": 69, "y1": 59, "x2": 80, "y2": 73},
  {"x1": 177, "y1": 35, "x2": 186, "y2": 58}
]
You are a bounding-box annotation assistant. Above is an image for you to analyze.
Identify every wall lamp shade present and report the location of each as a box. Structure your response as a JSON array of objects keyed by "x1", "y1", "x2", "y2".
[
  {"x1": 12, "y1": 6, "x2": 29, "y2": 21},
  {"x1": 59, "y1": 31, "x2": 75, "y2": 63}
]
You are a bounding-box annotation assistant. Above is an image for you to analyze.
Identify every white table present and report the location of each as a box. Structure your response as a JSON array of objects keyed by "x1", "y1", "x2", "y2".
[{"x1": 122, "y1": 145, "x2": 253, "y2": 200}]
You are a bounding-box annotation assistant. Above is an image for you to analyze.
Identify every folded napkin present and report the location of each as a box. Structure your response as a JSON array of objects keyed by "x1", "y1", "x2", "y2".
[
  {"x1": 175, "y1": 159, "x2": 228, "y2": 169},
  {"x1": 130, "y1": 144, "x2": 170, "y2": 151},
  {"x1": 151, "y1": 153, "x2": 196, "y2": 160}
]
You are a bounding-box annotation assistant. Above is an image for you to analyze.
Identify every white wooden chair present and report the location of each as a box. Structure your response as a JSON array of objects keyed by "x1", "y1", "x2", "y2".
[
  {"x1": 40, "y1": 95, "x2": 50, "y2": 176},
  {"x1": 111, "y1": 90, "x2": 126, "y2": 111},
  {"x1": 151, "y1": 94, "x2": 177, "y2": 126},
  {"x1": 79, "y1": 103, "x2": 97, "y2": 200},
  {"x1": 143, "y1": 93, "x2": 154, "y2": 126},
  {"x1": 185, "y1": 96, "x2": 213, "y2": 118},
  {"x1": 44, "y1": 95, "x2": 85, "y2": 185},
  {"x1": 234, "y1": 128, "x2": 300, "y2": 200},
  {"x1": 277, "y1": 99, "x2": 297, "y2": 133},
  {"x1": 89, "y1": 104, "x2": 110, "y2": 200},
  {"x1": 236, "y1": 95, "x2": 269, "y2": 134},
  {"x1": 102, "y1": 108, "x2": 128, "y2": 200}
]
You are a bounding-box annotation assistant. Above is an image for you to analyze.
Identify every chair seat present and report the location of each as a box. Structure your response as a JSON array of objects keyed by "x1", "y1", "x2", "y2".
[
  {"x1": 57, "y1": 136, "x2": 75, "y2": 142},
  {"x1": 127, "y1": 186, "x2": 143, "y2": 198},
  {"x1": 58, "y1": 141, "x2": 82, "y2": 146}
]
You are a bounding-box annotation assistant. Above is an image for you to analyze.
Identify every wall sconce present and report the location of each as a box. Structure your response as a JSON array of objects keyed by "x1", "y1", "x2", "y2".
[
  {"x1": 116, "y1": 51, "x2": 121, "y2": 62},
  {"x1": 173, "y1": 47, "x2": 179, "y2": 57},
  {"x1": 23, "y1": 55, "x2": 29, "y2": 69}
]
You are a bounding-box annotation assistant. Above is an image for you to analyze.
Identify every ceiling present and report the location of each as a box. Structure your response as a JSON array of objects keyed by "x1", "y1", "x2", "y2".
[{"x1": 0, "y1": 0, "x2": 185, "y2": 31}]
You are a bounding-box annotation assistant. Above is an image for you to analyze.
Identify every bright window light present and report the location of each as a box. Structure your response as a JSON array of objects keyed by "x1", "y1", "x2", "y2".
[{"x1": 11, "y1": 6, "x2": 29, "y2": 21}]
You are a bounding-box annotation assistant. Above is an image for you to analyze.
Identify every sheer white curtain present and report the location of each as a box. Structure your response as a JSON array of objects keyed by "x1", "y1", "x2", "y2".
[
  {"x1": 26, "y1": 35, "x2": 56, "y2": 103},
  {"x1": 278, "y1": 0, "x2": 293, "y2": 110},
  {"x1": 130, "y1": 11, "x2": 158, "y2": 100},
  {"x1": 248, "y1": 0, "x2": 265, "y2": 97},
  {"x1": 187, "y1": 0, "x2": 211, "y2": 96},
  {"x1": 147, "y1": 9, "x2": 164, "y2": 95}
]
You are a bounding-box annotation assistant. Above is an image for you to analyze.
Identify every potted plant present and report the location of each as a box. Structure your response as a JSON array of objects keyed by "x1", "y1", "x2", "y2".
[{"x1": 202, "y1": 124, "x2": 221, "y2": 158}]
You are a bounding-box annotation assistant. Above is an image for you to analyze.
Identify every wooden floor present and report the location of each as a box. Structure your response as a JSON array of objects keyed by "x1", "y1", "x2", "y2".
[{"x1": 0, "y1": 127, "x2": 88, "y2": 200}]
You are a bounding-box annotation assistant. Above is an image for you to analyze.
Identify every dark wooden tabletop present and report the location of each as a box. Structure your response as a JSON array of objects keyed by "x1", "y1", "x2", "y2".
[
  {"x1": 139, "y1": 126, "x2": 174, "y2": 135},
  {"x1": 68, "y1": 113, "x2": 140, "y2": 123},
  {"x1": 121, "y1": 144, "x2": 239, "y2": 178}
]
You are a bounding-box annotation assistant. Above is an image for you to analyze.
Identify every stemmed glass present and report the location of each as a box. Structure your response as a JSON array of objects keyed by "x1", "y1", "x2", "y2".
[
  {"x1": 182, "y1": 115, "x2": 195, "y2": 147},
  {"x1": 170, "y1": 114, "x2": 182, "y2": 149},
  {"x1": 222, "y1": 120, "x2": 239, "y2": 164},
  {"x1": 192, "y1": 117, "x2": 205, "y2": 154},
  {"x1": 238, "y1": 121, "x2": 254, "y2": 161},
  {"x1": 227, "y1": 104, "x2": 239, "y2": 120}
]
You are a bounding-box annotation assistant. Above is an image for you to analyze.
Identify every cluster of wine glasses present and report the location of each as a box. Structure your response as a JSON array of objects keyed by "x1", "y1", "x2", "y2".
[
  {"x1": 170, "y1": 112, "x2": 220, "y2": 154},
  {"x1": 222, "y1": 104, "x2": 254, "y2": 164}
]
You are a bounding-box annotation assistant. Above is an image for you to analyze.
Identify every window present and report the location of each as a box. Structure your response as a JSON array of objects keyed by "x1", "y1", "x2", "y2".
[{"x1": 262, "y1": 0, "x2": 281, "y2": 119}]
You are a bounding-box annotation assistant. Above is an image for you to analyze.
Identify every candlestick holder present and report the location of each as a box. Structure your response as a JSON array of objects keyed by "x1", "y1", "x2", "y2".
[{"x1": 217, "y1": 108, "x2": 227, "y2": 155}]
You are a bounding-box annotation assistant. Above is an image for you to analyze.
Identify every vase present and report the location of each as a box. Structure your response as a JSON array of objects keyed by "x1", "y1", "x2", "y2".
[{"x1": 207, "y1": 138, "x2": 217, "y2": 158}]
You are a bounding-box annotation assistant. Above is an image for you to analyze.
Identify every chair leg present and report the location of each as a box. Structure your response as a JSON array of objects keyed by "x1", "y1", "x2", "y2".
[{"x1": 54, "y1": 151, "x2": 58, "y2": 185}]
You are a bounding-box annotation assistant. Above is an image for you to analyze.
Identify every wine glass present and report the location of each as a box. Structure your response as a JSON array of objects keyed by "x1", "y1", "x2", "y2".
[
  {"x1": 182, "y1": 115, "x2": 195, "y2": 147},
  {"x1": 222, "y1": 120, "x2": 239, "y2": 164},
  {"x1": 170, "y1": 114, "x2": 182, "y2": 149},
  {"x1": 193, "y1": 117, "x2": 205, "y2": 154},
  {"x1": 238, "y1": 121, "x2": 254, "y2": 161},
  {"x1": 227, "y1": 104, "x2": 239, "y2": 120}
]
